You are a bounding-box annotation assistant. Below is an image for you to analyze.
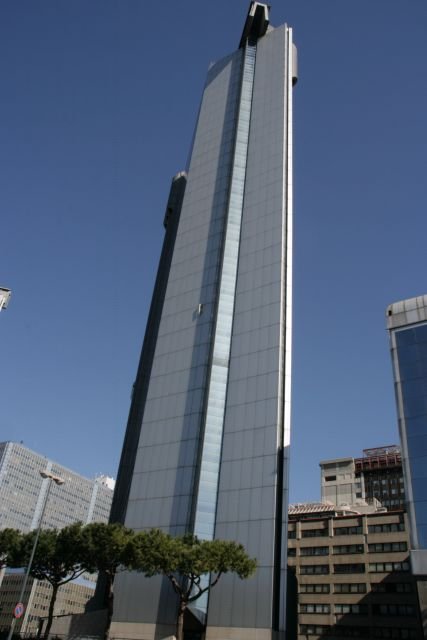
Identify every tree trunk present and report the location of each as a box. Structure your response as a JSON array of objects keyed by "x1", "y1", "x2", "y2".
[
  {"x1": 43, "y1": 583, "x2": 59, "y2": 640},
  {"x1": 104, "y1": 573, "x2": 114, "y2": 640},
  {"x1": 176, "y1": 601, "x2": 186, "y2": 640}
]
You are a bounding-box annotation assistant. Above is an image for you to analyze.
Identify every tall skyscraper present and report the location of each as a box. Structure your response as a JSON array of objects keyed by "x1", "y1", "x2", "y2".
[
  {"x1": 111, "y1": 4, "x2": 297, "y2": 639},
  {"x1": 387, "y1": 296, "x2": 427, "y2": 577},
  {"x1": 387, "y1": 296, "x2": 427, "y2": 639}
]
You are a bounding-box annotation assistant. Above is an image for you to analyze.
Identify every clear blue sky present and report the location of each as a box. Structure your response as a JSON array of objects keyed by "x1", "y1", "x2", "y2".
[{"x1": 1, "y1": 1, "x2": 426, "y2": 503}]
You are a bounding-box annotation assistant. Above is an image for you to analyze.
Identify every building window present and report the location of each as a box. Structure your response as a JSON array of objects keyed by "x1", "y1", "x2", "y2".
[
  {"x1": 373, "y1": 628, "x2": 417, "y2": 639},
  {"x1": 300, "y1": 546, "x2": 329, "y2": 556},
  {"x1": 335, "y1": 603, "x2": 368, "y2": 615},
  {"x1": 372, "y1": 604, "x2": 415, "y2": 617},
  {"x1": 371, "y1": 582, "x2": 412, "y2": 594},
  {"x1": 333, "y1": 563, "x2": 365, "y2": 574},
  {"x1": 333, "y1": 544, "x2": 364, "y2": 554},
  {"x1": 325, "y1": 475, "x2": 336, "y2": 481},
  {"x1": 288, "y1": 529, "x2": 296, "y2": 539},
  {"x1": 368, "y1": 542, "x2": 407, "y2": 553},
  {"x1": 369, "y1": 561, "x2": 410, "y2": 573},
  {"x1": 299, "y1": 625, "x2": 330, "y2": 636},
  {"x1": 300, "y1": 583, "x2": 330, "y2": 594},
  {"x1": 334, "y1": 583, "x2": 367, "y2": 594},
  {"x1": 288, "y1": 548, "x2": 296, "y2": 557},
  {"x1": 300, "y1": 603, "x2": 330, "y2": 614},
  {"x1": 300, "y1": 564, "x2": 329, "y2": 575},
  {"x1": 368, "y1": 522, "x2": 405, "y2": 534},
  {"x1": 301, "y1": 528, "x2": 328, "y2": 538},
  {"x1": 334, "y1": 525, "x2": 363, "y2": 536}
]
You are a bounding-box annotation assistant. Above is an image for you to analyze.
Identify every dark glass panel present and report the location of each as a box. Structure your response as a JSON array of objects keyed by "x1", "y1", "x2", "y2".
[
  {"x1": 407, "y1": 433, "x2": 427, "y2": 460},
  {"x1": 416, "y1": 524, "x2": 427, "y2": 547},
  {"x1": 405, "y1": 415, "x2": 427, "y2": 437},
  {"x1": 396, "y1": 328, "x2": 417, "y2": 347},
  {"x1": 403, "y1": 393, "x2": 427, "y2": 418},
  {"x1": 413, "y1": 500, "x2": 427, "y2": 525},
  {"x1": 402, "y1": 378, "x2": 427, "y2": 398},
  {"x1": 396, "y1": 343, "x2": 419, "y2": 366},
  {"x1": 410, "y1": 455, "x2": 427, "y2": 479},
  {"x1": 413, "y1": 324, "x2": 427, "y2": 343}
]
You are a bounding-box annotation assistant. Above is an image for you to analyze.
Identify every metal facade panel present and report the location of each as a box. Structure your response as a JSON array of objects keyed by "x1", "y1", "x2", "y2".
[
  {"x1": 113, "y1": 50, "x2": 243, "y2": 626},
  {"x1": 208, "y1": 25, "x2": 290, "y2": 630},
  {"x1": 112, "y1": 9, "x2": 295, "y2": 636}
]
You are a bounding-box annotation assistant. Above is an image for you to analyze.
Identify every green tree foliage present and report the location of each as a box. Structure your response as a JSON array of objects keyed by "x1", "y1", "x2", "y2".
[
  {"x1": 80, "y1": 522, "x2": 135, "y2": 637},
  {"x1": 0, "y1": 528, "x2": 22, "y2": 568},
  {"x1": 10, "y1": 522, "x2": 89, "y2": 640},
  {"x1": 128, "y1": 529, "x2": 257, "y2": 640}
]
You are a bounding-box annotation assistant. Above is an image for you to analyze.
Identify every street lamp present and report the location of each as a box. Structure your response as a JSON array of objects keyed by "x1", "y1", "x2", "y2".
[
  {"x1": 0, "y1": 287, "x2": 11, "y2": 312},
  {"x1": 7, "y1": 471, "x2": 65, "y2": 640}
]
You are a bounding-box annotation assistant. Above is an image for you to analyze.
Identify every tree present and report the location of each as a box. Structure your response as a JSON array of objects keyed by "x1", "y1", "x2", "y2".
[
  {"x1": 10, "y1": 523, "x2": 90, "y2": 640},
  {"x1": 0, "y1": 528, "x2": 22, "y2": 568},
  {"x1": 128, "y1": 529, "x2": 257, "y2": 640},
  {"x1": 80, "y1": 522, "x2": 135, "y2": 637}
]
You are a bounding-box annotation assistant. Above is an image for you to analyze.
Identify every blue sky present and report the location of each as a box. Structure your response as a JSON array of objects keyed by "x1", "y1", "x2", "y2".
[{"x1": 1, "y1": 1, "x2": 426, "y2": 503}]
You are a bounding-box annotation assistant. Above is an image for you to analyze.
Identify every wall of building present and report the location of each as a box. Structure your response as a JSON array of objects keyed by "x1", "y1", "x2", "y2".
[
  {"x1": 0, "y1": 442, "x2": 113, "y2": 532},
  {"x1": 320, "y1": 449, "x2": 406, "y2": 511},
  {"x1": 0, "y1": 441, "x2": 113, "y2": 635},
  {"x1": 287, "y1": 510, "x2": 422, "y2": 639},
  {"x1": 112, "y1": 11, "x2": 295, "y2": 637},
  {"x1": 0, "y1": 575, "x2": 96, "y2": 636}
]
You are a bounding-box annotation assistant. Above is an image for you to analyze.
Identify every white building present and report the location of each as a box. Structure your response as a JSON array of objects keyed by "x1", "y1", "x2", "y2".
[{"x1": 0, "y1": 441, "x2": 114, "y2": 634}]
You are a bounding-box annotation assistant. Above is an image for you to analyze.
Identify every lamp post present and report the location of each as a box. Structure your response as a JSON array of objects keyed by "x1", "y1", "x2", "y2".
[{"x1": 7, "y1": 471, "x2": 64, "y2": 640}]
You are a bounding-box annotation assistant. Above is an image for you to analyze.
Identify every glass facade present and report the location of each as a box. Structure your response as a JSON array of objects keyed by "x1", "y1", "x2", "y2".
[
  {"x1": 393, "y1": 323, "x2": 427, "y2": 549},
  {"x1": 191, "y1": 40, "x2": 257, "y2": 617},
  {"x1": 0, "y1": 441, "x2": 113, "y2": 532},
  {"x1": 110, "y1": 3, "x2": 297, "y2": 636},
  {"x1": 193, "y1": 43, "x2": 257, "y2": 544}
]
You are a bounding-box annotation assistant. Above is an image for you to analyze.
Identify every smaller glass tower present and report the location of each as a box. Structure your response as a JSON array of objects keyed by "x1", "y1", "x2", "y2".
[{"x1": 387, "y1": 295, "x2": 427, "y2": 575}]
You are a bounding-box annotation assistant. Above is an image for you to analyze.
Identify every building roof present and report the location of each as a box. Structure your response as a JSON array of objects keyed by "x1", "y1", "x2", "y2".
[
  {"x1": 288, "y1": 502, "x2": 339, "y2": 515},
  {"x1": 386, "y1": 294, "x2": 427, "y2": 329}
]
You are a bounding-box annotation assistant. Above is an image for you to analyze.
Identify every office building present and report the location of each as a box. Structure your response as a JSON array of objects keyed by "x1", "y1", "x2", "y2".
[
  {"x1": 111, "y1": 3, "x2": 297, "y2": 639},
  {"x1": 0, "y1": 575, "x2": 96, "y2": 636},
  {"x1": 387, "y1": 296, "x2": 427, "y2": 572},
  {"x1": 320, "y1": 446, "x2": 405, "y2": 511},
  {"x1": 0, "y1": 441, "x2": 114, "y2": 634},
  {"x1": 287, "y1": 503, "x2": 423, "y2": 639},
  {"x1": 0, "y1": 441, "x2": 113, "y2": 532},
  {"x1": 387, "y1": 295, "x2": 427, "y2": 633}
]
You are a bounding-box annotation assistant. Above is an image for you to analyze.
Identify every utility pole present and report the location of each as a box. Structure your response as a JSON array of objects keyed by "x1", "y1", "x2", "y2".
[{"x1": 6, "y1": 471, "x2": 65, "y2": 640}]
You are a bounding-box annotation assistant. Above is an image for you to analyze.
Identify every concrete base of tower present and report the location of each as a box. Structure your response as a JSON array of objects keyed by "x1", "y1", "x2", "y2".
[
  {"x1": 206, "y1": 627, "x2": 285, "y2": 640},
  {"x1": 108, "y1": 622, "x2": 285, "y2": 640},
  {"x1": 108, "y1": 621, "x2": 175, "y2": 640}
]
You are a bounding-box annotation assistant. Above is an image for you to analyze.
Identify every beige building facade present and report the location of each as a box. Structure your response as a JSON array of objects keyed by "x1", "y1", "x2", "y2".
[
  {"x1": 287, "y1": 504, "x2": 423, "y2": 639},
  {"x1": 0, "y1": 574, "x2": 95, "y2": 635}
]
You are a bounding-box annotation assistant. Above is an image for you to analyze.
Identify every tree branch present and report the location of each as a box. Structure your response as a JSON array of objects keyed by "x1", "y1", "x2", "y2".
[
  {"x1": 210, "y1": 571, "x2": 222, "y2": 588},
  {"x1": 167, "y1": 574, "x2": 182, "y2": 597},
  {"x1": 187, "y1": 584, "x2": 210, "y2": 604}
]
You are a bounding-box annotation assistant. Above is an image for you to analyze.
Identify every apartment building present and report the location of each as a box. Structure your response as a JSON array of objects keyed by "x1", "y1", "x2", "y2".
[
  {"x1": 320, "y1": 446, "x2": 405, "y2": 511},
  {"x1": 287, "y1": 503, "x2": 422, "y2": 639},
  {"x1": 0, "y1": 441, "x2": 114, "y2": 635}
]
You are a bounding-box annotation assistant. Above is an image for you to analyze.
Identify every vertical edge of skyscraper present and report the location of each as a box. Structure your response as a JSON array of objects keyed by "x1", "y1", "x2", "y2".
[
  {"x1": 387, "y1": 295, "x2": 427, "y2": 634},
  {"x1": 110, "y1": 3, "x2": 298, "y2": 639}
]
